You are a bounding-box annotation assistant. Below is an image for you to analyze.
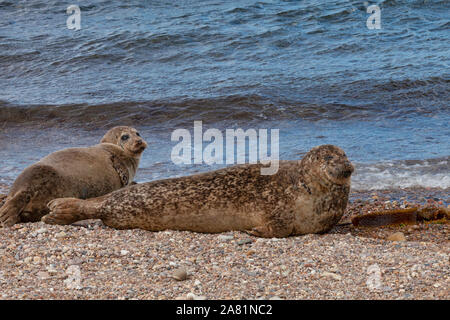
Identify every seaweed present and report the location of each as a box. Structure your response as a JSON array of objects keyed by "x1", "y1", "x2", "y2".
[{"x1": 351, "y1": 207, "x2": 449, "y2": 227}]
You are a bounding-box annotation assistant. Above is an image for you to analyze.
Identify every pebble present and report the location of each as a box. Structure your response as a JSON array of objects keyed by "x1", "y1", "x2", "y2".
[
  {"x1": 322, "y1": 272, "x2": 342, "y2": 281},
  {"x1": 33, "y1": 256, "x2": 42, "y2": 264},
  {"x1": 55, "y1": 232, "x2": 67, "y2": 238},
  {"x1": 120, "y1": 250, "x2": 129, "y2": 256},
  {"x1": 36, "y1": 271, "x2": 50, "y2": 280},
  {"x1": 218, "y1": 235, "x2": 234, "y2": 241},
  {"x1": 237, "y1": 238, "x2": 253, "y2": 245},
  {"x1": 387, "y1": 232, "x2": 406, "y2": 242},
  {"x1": 68, "y1": 257, "x2": 83, "y2": 265},
  {"x1": 47, "y1": 265, "x2": 58, "y2": 275},
  {"x1": 172, "y1": 268, "x2": 188, "y2": 281},
  {"x1": 185, "y1": 293, "x2": 195, "y2": 300},
  {"x1": 186, "y1": 293, "x2": 206, "y2": 300}
]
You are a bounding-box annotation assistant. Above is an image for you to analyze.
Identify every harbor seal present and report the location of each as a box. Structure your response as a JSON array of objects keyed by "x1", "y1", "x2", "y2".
[
  {"x1": 43, "y1": 145, "x2": 353, "y2": 237},
  {"x1": 0, "y1": 126, "x2": 147, "y2": 227}
]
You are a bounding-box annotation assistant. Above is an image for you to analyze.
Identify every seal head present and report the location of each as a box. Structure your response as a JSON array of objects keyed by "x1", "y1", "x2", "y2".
[
  {"x1": 0, "y1": 126, "x2": 147, "y2": 227},
  {"x1": 101, "y1": 126, "x2": 147, "y2": 158},
  {"x1": 301, "y1": 145, "x2": 354, "y2": 187}
]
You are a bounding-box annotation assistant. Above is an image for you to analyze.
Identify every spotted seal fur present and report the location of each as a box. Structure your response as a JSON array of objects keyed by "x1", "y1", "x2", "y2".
[{"x1": 43, "y1": 145, "x2": 353, "y2": 237}]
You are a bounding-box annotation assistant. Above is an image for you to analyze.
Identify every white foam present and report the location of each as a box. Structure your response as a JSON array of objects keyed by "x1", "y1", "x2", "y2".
[{"x1": 351, "y1": 158, "x2": 450, "y2": 190}]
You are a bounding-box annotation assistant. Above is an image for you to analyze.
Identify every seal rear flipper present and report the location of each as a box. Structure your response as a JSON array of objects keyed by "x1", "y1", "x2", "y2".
[
  {"x1": 0, "y1": 190, "x2": 31, "y2": 227},
  {"x1": 43, "y1": 198, "x2": 100, "y2": 225}
]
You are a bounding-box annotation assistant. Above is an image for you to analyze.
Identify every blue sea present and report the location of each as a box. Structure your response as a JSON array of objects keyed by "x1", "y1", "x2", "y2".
[{"x1": 0, "y1": 0, "x2": 449, "y2": 190}]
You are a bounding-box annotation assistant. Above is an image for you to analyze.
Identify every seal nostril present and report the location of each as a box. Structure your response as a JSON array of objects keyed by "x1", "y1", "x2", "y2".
[{"x1": 341, "y1": 170, "x2": 352, "y2": 178}]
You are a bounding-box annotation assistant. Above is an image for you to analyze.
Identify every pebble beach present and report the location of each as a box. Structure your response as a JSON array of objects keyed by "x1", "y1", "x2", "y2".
[{"x1": 0, "y1": 187, "x2": 448, "y2": 300}]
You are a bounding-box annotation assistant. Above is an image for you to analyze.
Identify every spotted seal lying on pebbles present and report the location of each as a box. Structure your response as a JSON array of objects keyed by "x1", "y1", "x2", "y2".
[
  {"x1": 43, "y1": 145, "x2": 353, "y2": 237},
  {"x1": 0, "y1": 126, "x2": 147, "y2": 227}
]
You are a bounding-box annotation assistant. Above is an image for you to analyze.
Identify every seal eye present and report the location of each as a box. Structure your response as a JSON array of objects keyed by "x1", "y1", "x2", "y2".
[
  {"x1": 121, "y1": 135, "x2": 129, "y2": 141},
  {"x1": 136, "y1": 132, "x2": 141, "y2": 137}
]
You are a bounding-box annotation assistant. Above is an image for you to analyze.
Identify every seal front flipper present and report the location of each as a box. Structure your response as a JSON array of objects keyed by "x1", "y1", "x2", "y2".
[
  {"x1": 245, "y1": 222, "x2": 293, "y2": 238},
  {"x1": 43, "y1": 198, "x2": 101, "y2": 225},
  {"x1": 245, "y1": 208, "x2": 294, "y2": 238},
  {"x1": 0, "y1": 190, "x2": 31, "y2": 227},
  {"x1": 245, "y1": 226, "x2": 273, "y2": 238}
]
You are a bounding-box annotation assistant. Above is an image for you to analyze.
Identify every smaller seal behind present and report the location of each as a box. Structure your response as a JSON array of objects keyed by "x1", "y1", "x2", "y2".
[{"x1": 0, "y1": 126, "x2": 147, "y2": 227}]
